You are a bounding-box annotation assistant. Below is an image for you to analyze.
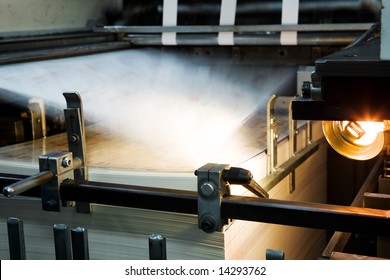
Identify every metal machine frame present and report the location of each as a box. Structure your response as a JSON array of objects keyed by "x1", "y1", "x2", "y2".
[{"x1": 1, "y1": 93, "x2": 389, "y2": 244}]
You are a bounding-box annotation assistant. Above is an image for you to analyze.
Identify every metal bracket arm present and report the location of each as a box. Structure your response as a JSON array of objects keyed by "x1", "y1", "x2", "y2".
[
  {"x1": 196, "y1": 164, "x2": 269, "y2": 233},
  {"x1": 63, "y1": 92, "x2": 90, "y2": 213},
  {"x1": 196, "y1": 163, "x2": 230, "y2": 233}
]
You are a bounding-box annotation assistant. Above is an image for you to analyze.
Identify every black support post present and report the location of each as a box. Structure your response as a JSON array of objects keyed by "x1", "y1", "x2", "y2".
[
  {"x1": 7, "y1": 217, "x2": 26, "y2": 260},
  {"x1": 53, "y1": 224, "x2": 72, "y2": 260}
]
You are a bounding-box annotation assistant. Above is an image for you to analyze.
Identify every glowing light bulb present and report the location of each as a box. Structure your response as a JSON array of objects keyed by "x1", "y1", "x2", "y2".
[
  {"x1": 322, "y1": 120, "x2": 385, "y2": 161},
  {"x1": 340, "y1": 121, "x2": 384, "y2": 146}
]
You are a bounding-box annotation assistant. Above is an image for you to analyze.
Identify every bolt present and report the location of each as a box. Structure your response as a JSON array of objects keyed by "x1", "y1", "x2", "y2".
[
  {"x1": 201, "y1": 221, "x2": 212, "y2": 231},
  {"x1": 43, "y1": 200, "x2": 57, "y2": 211},
  {"x1": 200, "y1": 215, "x2": 217, "y2": 233},
  {"x1": 62, "y1": 157, "x2": 72, "y2": 167},
  {"x1": 200, "y1": 183, "x2": 215, "y2": 197},
  {"x1": 302, "y1": 81, "x2": 312, "y2": 98},
  {"x1": 70, "y1": 134, "x2": 79, "y2": 143}
]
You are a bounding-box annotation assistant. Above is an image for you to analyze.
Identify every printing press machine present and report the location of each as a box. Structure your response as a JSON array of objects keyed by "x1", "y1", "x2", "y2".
[{"x1": 0, "y1": 0, "x2": 390, "y2": 260}]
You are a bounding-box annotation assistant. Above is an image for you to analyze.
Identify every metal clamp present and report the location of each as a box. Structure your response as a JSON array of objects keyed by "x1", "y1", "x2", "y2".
[
  {"x1": 196, "y1": 163, "x2": 230, "y2": 233},
  {"x1": 196, "y1": 164, "x2": 269, "y2": 233},
  {"x1": 39, "y1": 151, "x2": 79, "y2": 211}
]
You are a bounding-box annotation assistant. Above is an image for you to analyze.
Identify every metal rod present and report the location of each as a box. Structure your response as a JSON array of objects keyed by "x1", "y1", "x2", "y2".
[
  {"x1": 71, "y1": 227, "x2": 89, "y2": 260},
  {"x1": 2, "y1": 170, "x2": 53, "y2": 197},
  {"x1": 289, "y1": 99, "x2": 298, "y2": 193},
  {"x1": 1, "y1": 168, "x2": 389, "y2": 236},
  {"x1": 148, "y1": 234, "x2": 167, "y2": 260},
  {"x1": 60, "y1": 181, "x2": 198, "y2": 214},
  {"x1": 222, "y1": 195, "x2": 390, "y2": 236},
  {"x1": 58, "y1": 179, "x2": 390, "y2": 236},
  {"x1": 95, "y1": 23, "x2": 373, "y2": 34},
  {"x1": 0, "y1": 42, "x2": 131, "y2": 65},
  {"x1": 266, "y1": 249, "x2": 285, "y2": 260},
  {"x1": 53, "y1": 224, "x2": 72, "y2": 260},
  {"x1": 7, "y1": 217, "x2": 26, "y2": 260},
  {"x1": 266, "y1": 95, "x2": 278, "y2": 175},
  {"x1": 124, "y1": 33, "x2": 359, "y2": 46},
  {"x1": 260, "y1": 142, "x2": 319, "y2": 192},
  {"x1": 161, "y1": 1, "x2": 380, "y2": 15}
]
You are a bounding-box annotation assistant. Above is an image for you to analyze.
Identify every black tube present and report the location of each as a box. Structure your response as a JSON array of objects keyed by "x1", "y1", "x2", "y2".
[
  {"x1": 148, "y1": 234, "x2": 167, "y2": 260},
  {"x1": 60, "y1": 179, "x2": 198, "y2": 215},
  {"x1": 1, "y1": 175, "x2": 389, "y2": 236},
  {"x1": 7, "y1": 217, "x2": 26, "y2": 260},
  {"x1": 222, "y1": 195, "x2": 390, "y2": 236},
  {"x1": 59, "y1": 179, "x2": 390, "y2": 236},
  {"x1": 53, "y1": 224, "x2": 72, "y2": 260},
  {"x1": 71, "y1": 227, "x2": 90, "y2": 260}
]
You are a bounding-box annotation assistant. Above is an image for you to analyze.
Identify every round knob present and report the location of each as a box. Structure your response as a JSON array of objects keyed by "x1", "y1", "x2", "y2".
[{"x1": 200, "y1": 183, "x2": 215, "y2": 197}]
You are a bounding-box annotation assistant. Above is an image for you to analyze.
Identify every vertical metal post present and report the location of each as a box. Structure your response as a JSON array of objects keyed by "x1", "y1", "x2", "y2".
[
  {"x1": 306, "y1": 121, "x2": 312, "y2": 145},
  {"x1": 63, "y1": 92, "x2": 90, "y2": 213},
  {"x1": 71, "y1": 227, "x2": 90, "y2": 260},
  {"x1": 7, "y1": 217, "x2": 26, "y2": 260},
  {"x1": 28, "y1": 99, "x2": 46, "y2": 140},
  {"x1": 267, "y1": 95, "x2": 278, "y2": 175},
  {"x1": 149, "y1": 234, "x2": 167, "y2": 260},
  {"x1": 266, "y1": 248, "x2": 285, "y2": 260},
  {"x1": 53, "y1": 224, "x2": 72, "y2": 260},
  {"x1": 289, "y1": 99, "x2": 297, "y2": 193}
]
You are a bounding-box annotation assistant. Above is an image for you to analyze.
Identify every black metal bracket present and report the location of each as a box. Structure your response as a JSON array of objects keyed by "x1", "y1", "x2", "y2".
[
  {"x1": 196, "y1": 163, "x2": 269, "y2": 233},
  {"x1": 63, "y1": 92, "x2": 90, "y2": 213},
  {"x1": 39, "y1": 151, "x2": 76, "y2": 211},
  {"x1": 196, "y1": 163, "x2": 230, "y2": 233}
]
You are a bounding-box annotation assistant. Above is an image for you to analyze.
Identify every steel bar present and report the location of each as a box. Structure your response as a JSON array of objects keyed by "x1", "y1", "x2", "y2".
[
  {"x1": 7, "y1": 217, "x2": 26, "y2": 260},
  {"x1": 266, "y1": 249, "x2": 285, "y2": 260},
  {"x1": 1, "y1": 170, "x2": 389, "y2": 236},
  {"x1": 222, "y1": 195, "x2": 390, "y2": 236},
  {"x1": 0, "y1": 41, "x2": 131, "y2": 65},
  {"x1": 148, "y1": 234, "x2": 167, "y2": 260},
  {"x1": 60, "y1": 180, "x2": 198, "y2": 214},
  {"x1": 95, "y1": 23, "x2": 373, "y2": 34},
  {"x1": 260, "y1": 142, "x2": 319, "y2": 192},
  {"x1": 161, "y1": 1, "x2": 380, "y2": 15},
  {"x1": 53, "y1": 224, "x2": 72, "y2": 260},
  {"x1": 58, "y1": 179, "x2": 390, "y2": 236},
  {"x1": 2, "y1": 170, "x2": 53, "y2": 197},
  {"x1": 125, "y1": 33, "x2": 360, "y2": 46},
  {"x1": 71, "y1": 227, "x2": 89, "y2": 260}
]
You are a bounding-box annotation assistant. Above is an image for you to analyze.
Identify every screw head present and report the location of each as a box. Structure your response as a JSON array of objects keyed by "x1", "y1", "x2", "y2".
[
  {"x1": 200, "y1": 183, "x2": 215, "y2": 197},
  {"x1": 302, "y1": 81, "x2": 312, "y2": 98},
  {"x1": 43, "y1": 200, "x2": 57, "y2": 211},
  {"x1": 200, "y1": 215, "x2": 218, "y2": 233},
  {"x1": 70, "y1": 134, "x2": 79, "y2": 143}
]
